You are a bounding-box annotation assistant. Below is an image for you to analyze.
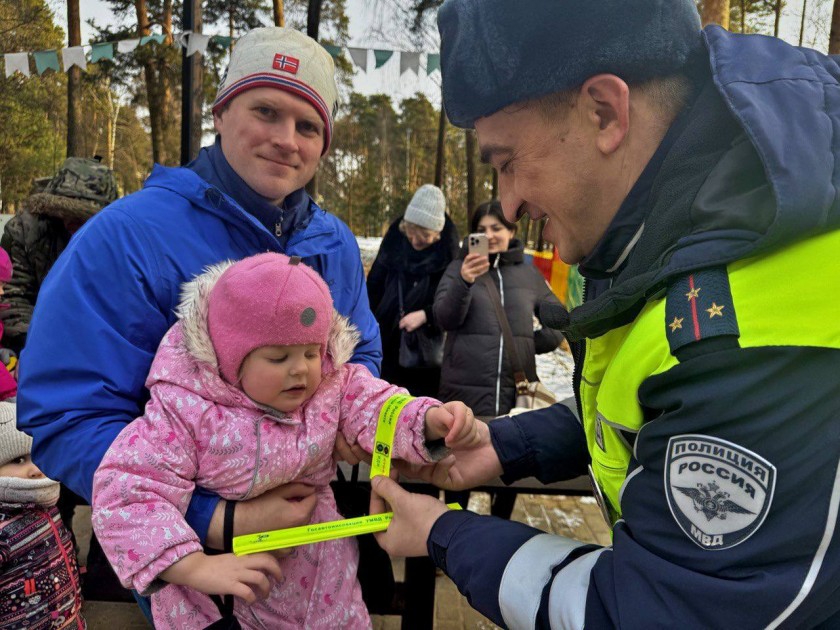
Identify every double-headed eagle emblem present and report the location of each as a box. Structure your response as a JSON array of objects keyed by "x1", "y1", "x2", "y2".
[{"x1": 674, "y1": 481, "x2": 754, "y2": 521}]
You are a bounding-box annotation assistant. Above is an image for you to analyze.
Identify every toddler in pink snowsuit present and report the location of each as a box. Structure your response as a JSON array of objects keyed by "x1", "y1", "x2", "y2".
[{"x1": 92, "y1": 253, "x2": 479, "y2": 629}]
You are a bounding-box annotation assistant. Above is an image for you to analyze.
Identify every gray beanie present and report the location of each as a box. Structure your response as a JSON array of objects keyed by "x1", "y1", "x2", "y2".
[
  {"x1": 437, "y1": 0, "x2": 703, "y2": 128},
  {"x1": 0, "y1": 402, "x2": 31, "y2": 467},
  {"x1": 403, "y1": 184, "x2": 446, "y2": 232}
]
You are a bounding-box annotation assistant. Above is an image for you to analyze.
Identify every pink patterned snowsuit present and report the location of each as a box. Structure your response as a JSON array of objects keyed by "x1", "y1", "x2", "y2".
[{"x1": 92, "y1": 262, "x2": 441, "y2": 629}]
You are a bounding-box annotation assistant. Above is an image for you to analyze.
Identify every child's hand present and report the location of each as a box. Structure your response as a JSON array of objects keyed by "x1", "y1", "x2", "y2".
[
  {"x1": 159, "y1": 551, "x2": 282, "y2": 604},
  {"x1": 424, "y1": 402, "x2": 482, "y2": 449}
]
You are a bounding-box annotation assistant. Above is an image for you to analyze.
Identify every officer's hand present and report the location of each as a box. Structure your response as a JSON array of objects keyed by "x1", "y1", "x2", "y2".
[
  {"x1": 395, "y1": 421, "x2": 503, "y2": 490},
  {"x1": 370, "y1": 475, "x2": 450, "y2": 557}
]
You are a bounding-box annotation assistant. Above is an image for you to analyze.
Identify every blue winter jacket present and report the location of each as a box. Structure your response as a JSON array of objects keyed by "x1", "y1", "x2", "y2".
[
  {"x1": 17, "y1": 165, "x2": 381, "y2": 540},
  {"x1": 427, "y1": 27, "x2": 840, "y2": 630}
]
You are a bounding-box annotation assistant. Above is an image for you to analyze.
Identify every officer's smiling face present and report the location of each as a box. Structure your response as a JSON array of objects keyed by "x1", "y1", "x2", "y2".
[{"x1": 475, "y1": 77, "x2": 639, "y2": 265}]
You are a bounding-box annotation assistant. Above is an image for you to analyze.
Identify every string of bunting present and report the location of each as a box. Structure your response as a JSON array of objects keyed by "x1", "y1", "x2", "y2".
[{"x1": 2, "y1": 32, "x2": 441, "y2": 79}]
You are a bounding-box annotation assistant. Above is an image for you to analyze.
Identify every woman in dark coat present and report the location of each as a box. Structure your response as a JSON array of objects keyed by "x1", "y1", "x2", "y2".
[
  {"x1": 367, "y1": 185, "x2": 460, "y2": 397},
  {"x1": 434, "y1": 200, "x2": 562, "y2": 418}
]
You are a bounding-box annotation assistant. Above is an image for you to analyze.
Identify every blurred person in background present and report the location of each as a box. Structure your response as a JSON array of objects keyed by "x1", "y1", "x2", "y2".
[{"x1": 367, "y1": 184, "x2": 460, "y2": 397}]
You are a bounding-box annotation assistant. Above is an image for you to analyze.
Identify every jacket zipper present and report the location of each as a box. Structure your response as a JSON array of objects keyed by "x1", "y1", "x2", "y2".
[
  {"x1": 44, "y1": 509, "x2": 83, "y2": 629},
  {"x1": 494, "y1": 262, "x2": 505, "y2": 416},
  {"x1": 571, "y1": 277, "x2": 588, "y2": 423}
]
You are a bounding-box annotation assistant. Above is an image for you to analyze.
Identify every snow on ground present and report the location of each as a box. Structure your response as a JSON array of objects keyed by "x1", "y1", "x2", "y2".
[{"x1": 357, "y1": 236, "x2": 574, "y2": 400}]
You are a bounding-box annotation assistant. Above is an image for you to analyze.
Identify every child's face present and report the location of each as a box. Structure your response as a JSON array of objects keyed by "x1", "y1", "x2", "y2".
[
  {"x1": 0, "y1": 454, "x2": 46, "y2": 479},
  {"x1": 240, "y1": 343, "x2": 323, "y2": 412}
]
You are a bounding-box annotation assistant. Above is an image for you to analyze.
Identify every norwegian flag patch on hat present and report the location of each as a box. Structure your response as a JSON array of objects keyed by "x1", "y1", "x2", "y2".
[{"x1": 273, "y1": 54, "x2": 299, "y2": 74}]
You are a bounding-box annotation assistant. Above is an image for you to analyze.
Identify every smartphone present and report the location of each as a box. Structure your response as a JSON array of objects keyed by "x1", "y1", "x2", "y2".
[{"x1": 468, "y1": 233, "x2": 489, "y2": 256}]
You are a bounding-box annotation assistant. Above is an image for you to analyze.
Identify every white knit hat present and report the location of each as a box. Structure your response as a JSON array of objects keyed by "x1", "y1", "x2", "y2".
[
  {"x1": 212, "y1": 27, "x2": 338, "y2": 154},
  {"x1": 404, "y1": 184, "x2": 446, "y2": 232},
  {"x1": 0, "y1": 402, "x2": 31, "y2": 467}
]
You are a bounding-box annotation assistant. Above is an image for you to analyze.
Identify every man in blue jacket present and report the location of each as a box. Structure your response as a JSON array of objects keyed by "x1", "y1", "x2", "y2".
[
  {"x1": 371, "y1": 1, "x2": 840, "y2": 628},
  {"x1": 18, "y1": 27, "x2": 381, "y2": 570}
]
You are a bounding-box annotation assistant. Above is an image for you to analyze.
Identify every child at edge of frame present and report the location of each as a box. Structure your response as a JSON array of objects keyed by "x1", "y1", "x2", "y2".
[
  {"x1": 91, "y1": 252, "x2": 480, "y2": 629},
  {"x1": 0, "y1": 401, "x2": 85, "y2": 629}
]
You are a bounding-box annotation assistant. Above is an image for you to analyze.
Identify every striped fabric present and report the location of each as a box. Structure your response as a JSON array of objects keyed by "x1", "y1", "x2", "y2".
[
  {"x1": 212, "y1": 72, "x2": 334, "y2": 152},
  {"x1": 0, "y1": 503, "x2": 84, "y2": 629}
]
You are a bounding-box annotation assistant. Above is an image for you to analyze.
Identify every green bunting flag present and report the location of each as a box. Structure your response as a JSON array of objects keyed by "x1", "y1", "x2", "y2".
[
  {"x1": 212, "y1": 35, "x2": 232, "y2": 48},
  {"x1": 33, "y1": 50, "x2": 60, "y2": 75},
  {"x1": 90, "y1": 42, "x2": 114, "y2": 63},
  {"x1": 140, "y1": 34, "x2": 166, "y2": 46},
  {"x1": 373, "y1": 49, "x2": 393, "y2": 69},
  {"x1": 426, "y1": 53, "x2": 440, "y2": 75},
  {"x1": 322, "y1": 44, "x2": 341, "y2": 58}
]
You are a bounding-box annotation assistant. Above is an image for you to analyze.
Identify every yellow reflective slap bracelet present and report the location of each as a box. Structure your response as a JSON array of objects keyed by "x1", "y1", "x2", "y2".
[{"x1": 233, "y1": 394, "x2": 461, "y2": 556}]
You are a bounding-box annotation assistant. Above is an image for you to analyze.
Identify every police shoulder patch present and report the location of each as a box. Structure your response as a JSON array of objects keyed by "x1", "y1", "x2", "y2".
[
  {"x1": 665, "y1": 267, "x2": 739, "y2": 356},
  {"x1": 665, "y1": 434, "x2": 776, "y2": 550}
]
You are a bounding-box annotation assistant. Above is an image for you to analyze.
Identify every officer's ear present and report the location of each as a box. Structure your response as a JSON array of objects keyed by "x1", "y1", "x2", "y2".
[{"x1": 580, "y1": 74, "x2": 630, "y2": 156}]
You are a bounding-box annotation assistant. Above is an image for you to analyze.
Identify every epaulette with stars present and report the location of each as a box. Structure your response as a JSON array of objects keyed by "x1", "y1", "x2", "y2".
[{"x1": 664, "y1": 266, "x2": 740, "y2": 356}]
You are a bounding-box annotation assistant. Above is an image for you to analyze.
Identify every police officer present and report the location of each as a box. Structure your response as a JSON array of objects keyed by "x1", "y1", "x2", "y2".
[{"x1": 370, "y1": 1, "x2": 840, "y2": 627}]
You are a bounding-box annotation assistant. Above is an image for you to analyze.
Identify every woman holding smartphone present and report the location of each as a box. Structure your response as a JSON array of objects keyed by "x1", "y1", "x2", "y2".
[{"x1": 434, "y1": 200, "x2": 563, "y2": 419}]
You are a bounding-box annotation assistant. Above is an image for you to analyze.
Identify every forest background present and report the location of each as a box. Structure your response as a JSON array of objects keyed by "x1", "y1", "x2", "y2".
[{"x1": 0, "y1": 0, "x2": 836, "y2": 238}]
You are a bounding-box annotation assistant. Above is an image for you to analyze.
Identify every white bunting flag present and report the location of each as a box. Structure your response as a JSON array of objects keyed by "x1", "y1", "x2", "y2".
[
  {"x1": 186, "y1": 33, "x2": 211, "y2": 57},
  {"x1": 61, "y1": 46, "x2": 87, "y2": 72},
  {"x1": 399, "y1": 52, "x2": 421, "y2": 76},
  {"x1": 117, "y1": 39, "x2": 140, "y2": 53},
  {"x1": 348, "y1": 47, "x2": 368, "y2": 72},
  {"x1": 4, "y1": 52, "x2": 30, "y2": 78}
]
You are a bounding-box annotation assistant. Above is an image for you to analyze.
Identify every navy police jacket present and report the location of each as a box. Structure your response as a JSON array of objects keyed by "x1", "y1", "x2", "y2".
[{"x1": 427, "y1": 27, "x2": 840, "y2": 629}]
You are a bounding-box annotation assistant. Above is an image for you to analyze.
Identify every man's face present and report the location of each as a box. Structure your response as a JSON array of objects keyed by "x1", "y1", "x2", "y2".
[
  {"x1": 214, "y1": 87, "x2": 325, "y2": 204},
  {"x1": 475, "y1": 101, "x2": 616, "y2": 264}
]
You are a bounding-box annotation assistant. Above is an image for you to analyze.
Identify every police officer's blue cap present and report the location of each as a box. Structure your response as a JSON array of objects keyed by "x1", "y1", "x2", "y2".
[{"x1": 437, "y1": 0, "x2": 703, "y2": 129}]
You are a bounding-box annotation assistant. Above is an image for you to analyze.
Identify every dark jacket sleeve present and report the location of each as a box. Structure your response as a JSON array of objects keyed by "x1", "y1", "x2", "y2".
[
  {"x1": 0, "y1": 215, "x2": 38, "y2": 352},
  {"x1": 531, "y1": 270, "x2": 563, "y2": 355},
  {"x1": 366, "y1": 254, "x2": 387, "y2": 314},
  {"x1": 433, "y1": 259, "x2": 473, "y2": 331}
]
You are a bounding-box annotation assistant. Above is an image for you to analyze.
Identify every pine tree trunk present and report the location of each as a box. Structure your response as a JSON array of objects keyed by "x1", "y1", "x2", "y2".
[
  {"x1": 774, "y1": 0, "x2": 782, "y2": 37},
  {"x1": 701, "y1": 0, "x2": 730, "y2": 28},
  {"x1": 465, "y1": 129, "x2": 476, "y2": 218},
  {"x1": 66, "y1": 0, "x2": 82, "y2": 157},
  {"x1": 830, "y1": 0, "x2": 840, "y2": 53},
  {"x1": 273, "y1": 0, "x2": 285, "y2": 27},
  {"x1": 305, "y1": 0, "x2": 323, "y2": 200},
  {"x1": 434, "y1": 106, "x2": 445, "y2": 188},
  {"x1": 135, "y1": 0, "x2": 165, "y2": 164},
  {"x1": 799, "y1": 0, "x2": 808, "y2": 45}
]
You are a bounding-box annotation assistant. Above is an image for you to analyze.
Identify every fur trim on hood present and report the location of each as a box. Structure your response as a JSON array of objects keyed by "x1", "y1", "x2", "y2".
[
  {"x1": 176, "y1": 260, "x2": 360, "y2": 376},
  {"x1": 25, "y1": 192, "x2": 103, "y2": 223}
]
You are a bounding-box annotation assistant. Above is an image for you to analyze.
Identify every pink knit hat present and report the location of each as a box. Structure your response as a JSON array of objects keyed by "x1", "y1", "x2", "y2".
[
  {"x1": 208, "y1": 253, "x2": 333, "y2": 384},
  {"x1": 0, "y1": 247, "x2": 12, "y2": 283}
]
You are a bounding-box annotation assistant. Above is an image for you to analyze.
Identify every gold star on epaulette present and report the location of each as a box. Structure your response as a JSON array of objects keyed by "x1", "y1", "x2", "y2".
[
  {"x1": 669, "y1": 316, "x2": 684, "y2": 332},
  {"x1": 706, "y1": 303, "x2": 725, "y2": 318},
  {"x1": 685, "y1": 287, "x2": 701, "y2": 300}
]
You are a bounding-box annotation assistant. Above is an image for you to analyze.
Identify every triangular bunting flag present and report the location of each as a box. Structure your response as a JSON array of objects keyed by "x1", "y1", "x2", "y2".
[
  {"x1": 61, "y1": 46, "x2": 87, "y2": 72},
  {"x1": 117, "y1": 39, "x2": 140, "y2": 53},
  {"x1": 322, "y1": 44, "x2": 341, "y2": 58},
  {"x1": 186, "y1": 33, "x2": 211, "y2": 57},
  {"x1": 4, "y1": 52, "x2": 30, "y2": 78},
  {"x1": 426, "y1": 53, "x2": 440, "y2": 75},
  {"x1": 212, "y1": 35, "x2": 233, "y2": 48},
  {"x1": 348, "y1": 47, "x2": 367, "y2": 72},
  {"x1": 33, "y1": 50, "x2": 60, "y2": 75},
  {"x1": 399, "y1": 52, "x2": 420, "y2": 76},
  {"x1": 140, "y1": 34, "x2": 166, "y2": 46},
  {"x1": 373, "y1": 49, "x2": 393, "y2": 69},
  {"x1": 90, "y1": 42, "x2": 114, "y2": 63}
]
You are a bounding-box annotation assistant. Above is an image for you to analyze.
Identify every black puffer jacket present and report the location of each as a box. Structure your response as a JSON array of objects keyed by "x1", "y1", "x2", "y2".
[
  {"x1": 434, "y1": 240, "x2": 561, "y2": 417},
  {"x1": 367, "y1": 215, "x2": 460, "y2": 397},
  {"x1": 0, "y1": 205, "x2": 75, "y2": 353}
]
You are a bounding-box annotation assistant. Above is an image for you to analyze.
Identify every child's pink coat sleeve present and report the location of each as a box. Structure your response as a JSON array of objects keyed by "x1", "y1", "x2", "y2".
[
  {"x1": 336, "y1": 363, "x2": 443, "y2": 465},
  {"x1": 91, "y1": 382, "x2": 205, "y2": 595}
]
